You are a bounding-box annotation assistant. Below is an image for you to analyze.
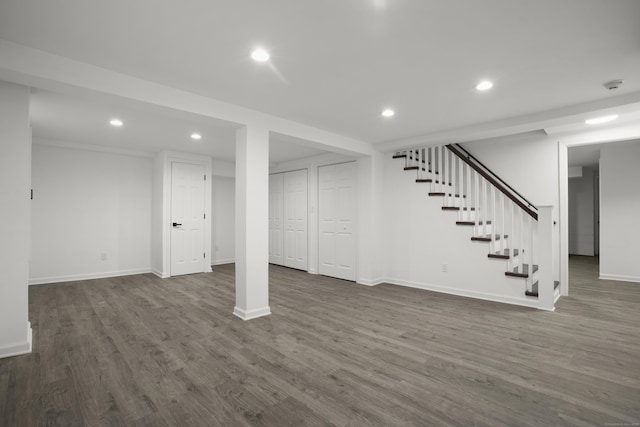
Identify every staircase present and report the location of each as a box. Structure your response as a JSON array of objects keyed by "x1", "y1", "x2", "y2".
[{"x1": 393, "y1": 144, "x2": 560, "y2": 310}]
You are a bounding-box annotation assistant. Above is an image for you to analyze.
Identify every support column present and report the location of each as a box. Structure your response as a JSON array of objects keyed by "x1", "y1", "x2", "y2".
[
  {"x1": 356, "y1": 152, "x2": 385, "y2": 286},
  {"x1": 0, "y1": 81, "x2": 32, "y2": 358},
  {"x1": 234, "y1": 125, "x2": 271, "y2": 320}
]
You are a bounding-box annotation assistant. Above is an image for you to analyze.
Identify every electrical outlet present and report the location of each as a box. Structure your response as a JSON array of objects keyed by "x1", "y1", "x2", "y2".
[
  {"x1": 100, "y1": 253, "x2": 108, "y2": 261},
  {"x1": 441, "y1": 264, "x2": 448, "y2": 273}
]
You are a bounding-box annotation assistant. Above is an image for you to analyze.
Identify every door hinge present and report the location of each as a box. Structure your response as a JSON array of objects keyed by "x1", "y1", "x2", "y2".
[
  {"x1": 203, "y1": 252, "x2": 206, "y2": 259},
  {"x1": 30, "y1": 189, "x2": 33, "y2": 200},
  {"x1": 204, "y1": 175, "x2": 206, "y2": 181},
  {"x1": 204, "y1": 213, "x2": 206, "y2": 219}
]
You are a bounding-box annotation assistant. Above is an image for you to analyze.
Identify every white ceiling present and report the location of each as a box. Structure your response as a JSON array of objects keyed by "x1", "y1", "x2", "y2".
[
  {"x1": 29, "y1": 89, "x2": 328, "y2": 163},
  {"x1": 2, "y1": 0, "x2": 640, "y2": 153}
]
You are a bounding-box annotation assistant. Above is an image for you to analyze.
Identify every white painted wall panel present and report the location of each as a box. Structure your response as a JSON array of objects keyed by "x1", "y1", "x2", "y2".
[
  {"x1": 211, "y1": 176, "x2": 235, "y2": 265},
  {"x1": 0, "y1": 81, "x2": 31, "y2": 358},
  {"x1": 30, "y1": 143, "x2": 152, "y2": 284},
  {"x1": 600, "y1": 140, "x2": 640, "y2": 282}
]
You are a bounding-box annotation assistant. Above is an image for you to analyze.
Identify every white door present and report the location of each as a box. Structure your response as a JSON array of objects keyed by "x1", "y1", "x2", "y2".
[
  {"x1": 269, "y1": 173, "x2": 284, "y2": 265},
  {"x1": 284, "y1": 170, "x2": 308, "y2": 270},
  {"x1": 171, "y1": 162, "x2": 206, "y2": 276},
  {"x1": 319, "y1": 162, "x2": 356, "y2": 281}
]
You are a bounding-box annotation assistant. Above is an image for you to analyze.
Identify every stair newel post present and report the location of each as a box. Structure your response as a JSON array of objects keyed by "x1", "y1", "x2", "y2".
[
  {"x1": 417, "y1": 147, "x2": 422, "y2": 180},
  {"x1": 537, "y1": 206, "x2": 555, "y2": 311},
  {"x1": 526, "y1": 215, "x2": 534, "y2": 292}
]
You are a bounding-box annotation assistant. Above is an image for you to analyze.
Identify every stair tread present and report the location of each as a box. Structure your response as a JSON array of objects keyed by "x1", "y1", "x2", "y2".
[
  {"x1": 471, "y1": 234, "x2": 508, "y2": 242},
  {"x1": 404, "y1": 166, "x2": 419, "y2": 170},
  {"x1": 429, "y1": 193, "x2": 465, "y2": 198},
  {"x1": 488, "y1": 248, "x2": 519, "y2": 259},
  {"x1": 416, "y1": 179, "x2": 433, "y2": 183},
  {"x1": 457, "y1": 220, "x2": 491, "y2": 226},
  {"x1": 392, "y1": 154, "x2": 407, "y2": 159},
  {"x1": 442, "y1": 206, "x2": 460, "y2": 211},
  {"x1": 505, "y1": 264, "x2": 538, "y2": 278}
]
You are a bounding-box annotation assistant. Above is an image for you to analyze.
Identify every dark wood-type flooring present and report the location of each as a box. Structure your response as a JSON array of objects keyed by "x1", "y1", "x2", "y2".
[{"x1": 1, "y1": 256, "x2": 639, "y2": 426}]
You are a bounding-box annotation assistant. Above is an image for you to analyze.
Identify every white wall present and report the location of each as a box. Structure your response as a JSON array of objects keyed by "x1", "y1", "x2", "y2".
[
  {"x1": 151, "y1": 153, "x2": 164, "y2": 276},
  {"x1": 600, "y1": 140, "x2": 640, "y2": 282},
  {"x1": 30, "y1": 143, "x2": 152, "y2": 284},
  {"x1": 382, "y1": 155, "x2": 539, "y2": 308},
  {"x1": 212, "y1": 176, "x2": 235, "y2": 265},
  {"x1": 0, "y1": 80, "x2": 32, "y2": 358},
  {"x1": 568, "y1": 166, "x2": 595, "y2": 256},
  {"x1": 461, "y1": 134, "x2": 559, "y2": 207}
]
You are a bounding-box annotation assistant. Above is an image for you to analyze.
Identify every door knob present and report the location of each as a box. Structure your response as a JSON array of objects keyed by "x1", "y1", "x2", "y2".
[{"x1": 172, "y1": 222, "x2": 182, "y2": 227}]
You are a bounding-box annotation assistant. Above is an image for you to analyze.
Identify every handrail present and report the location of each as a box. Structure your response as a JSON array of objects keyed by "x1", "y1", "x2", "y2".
[
  {"x1": 446, "y1": 144, "x2": 538, "y2": 221},
  {"x1": 451, "y1": 143, "x2": 538, "y2": 211}
]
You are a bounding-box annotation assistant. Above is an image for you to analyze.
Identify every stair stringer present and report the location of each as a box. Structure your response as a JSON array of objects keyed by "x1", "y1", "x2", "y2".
[{"x1": 382, "y1": 155, "x2": 540, "y2": 309}]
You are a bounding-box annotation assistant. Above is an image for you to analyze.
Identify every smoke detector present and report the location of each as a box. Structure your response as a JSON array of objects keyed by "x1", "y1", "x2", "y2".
[{"x1": 603, "y1": 79, "x2": 624, "y2": 90}]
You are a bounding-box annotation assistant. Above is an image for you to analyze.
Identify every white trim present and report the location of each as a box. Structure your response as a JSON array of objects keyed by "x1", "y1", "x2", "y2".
[
  {"x1": 357, "y1": 278, "x2": 385, "y2": 286},
  {"x1": 151, "y1": 268, "x2": 170, "y2": 279},
  {"x1": 382, "y1": 277, "x2": 546, "y2": 310},
  {"x1": 599, "y1": 274, "x2": 640, "y2": 283},
  {"x1": 212, "y1": 258, "x2": 235, "y2": 266},
  {"x1": 0, "y1": 322, "x2": 32, "y2": 359},
  {"x1": 233, "y1": 306, "x2": 272, "y2": 320},
  {"x1": 29, "y1": 268, "x2": 151, "y2": 285}
]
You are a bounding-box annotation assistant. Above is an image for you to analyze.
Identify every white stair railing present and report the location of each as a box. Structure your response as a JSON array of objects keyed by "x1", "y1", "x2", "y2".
[{"x1": 397, "y1": 144, "x2": 556, "y2": 307}]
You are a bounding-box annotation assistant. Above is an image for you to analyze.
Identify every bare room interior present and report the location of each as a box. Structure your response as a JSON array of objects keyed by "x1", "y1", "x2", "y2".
[{"x1": 1, "y1": 1, "x2": 639, "y2": 426}]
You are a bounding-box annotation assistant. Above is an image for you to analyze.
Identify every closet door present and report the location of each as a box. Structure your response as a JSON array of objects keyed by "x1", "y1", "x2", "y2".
[
  {"x1": 283, "y1": 170, "x2": 308, "y2": 270},
  {"x1": 318, "y1": 162, "x2": 356, "y2": 281},
  {"x1": 269, "y1": 173, "x2": 284, "y2": 265}
]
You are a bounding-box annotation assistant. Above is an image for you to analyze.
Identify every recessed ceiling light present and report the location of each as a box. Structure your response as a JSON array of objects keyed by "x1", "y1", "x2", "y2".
[
  {"x1": 251, "y1": 48, "x2": 270, "y2": 62},
  {"x1": 190, "y1": 133, "x2": 202, "y2": 140},
  {"x1": 585, "y1": 114, "x2": 619, "y2": 125},
  {"x1": 475, "y1": 80, "x2": 493, "y2": 91},
  {"x1": 109, "y1": 118, "x2": 124, "y2": 127},
  {"x1": 381, "y1": 109, "x2": 395, "y2": 117}
]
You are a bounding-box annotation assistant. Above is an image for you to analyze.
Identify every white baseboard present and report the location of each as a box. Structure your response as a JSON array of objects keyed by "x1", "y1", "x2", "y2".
[
  {"x1": 599, "y1": 274, "x2": 640, "y2": 283},
  {"x1": 382, "y1": 277, "x2": 541, "y2": 310},
  {"x1": 212, "y1": 258, "x2": 235, "y2": 266},
  {"x1": 357, "y1": 277, "x2": 385, "y2": 286},
  {"x1": 151, "y1": 269, "x2": 170, "y2": 279},
  {"x1": 29, "y1": 268, "x2": 152, "y2": 285},
  {"x1": 0, "y1": 322, "x2": 32, "y2": 359},
  {"x1": 233, "y1": 306, "x2": 272, "y2": 321}
]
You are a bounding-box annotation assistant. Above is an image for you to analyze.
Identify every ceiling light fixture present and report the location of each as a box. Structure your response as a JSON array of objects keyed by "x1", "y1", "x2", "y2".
[
  {"x1": 109, "y1": 118, "x2": 124, "y2": 127},
  {"x1": 251, "y1": 48, "x2": 270, "y2": 62},
  {"x1": 381, "y1": 109, "x2": 395, "y2": 117},
  {"x1": 475, "y1": 80, "x2": 493, "y2": 91},
  {"x1": 585, "y1": 114, "x2": 619, "y2": 125},
  {"x1": 190, "y1": 133, "x2": 202, "y2": 140}
]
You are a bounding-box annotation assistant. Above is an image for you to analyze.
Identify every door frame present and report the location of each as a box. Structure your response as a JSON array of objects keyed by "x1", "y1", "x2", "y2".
[{"x1": 159, "y1": 152, "x2": 212, "y2": 277}]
